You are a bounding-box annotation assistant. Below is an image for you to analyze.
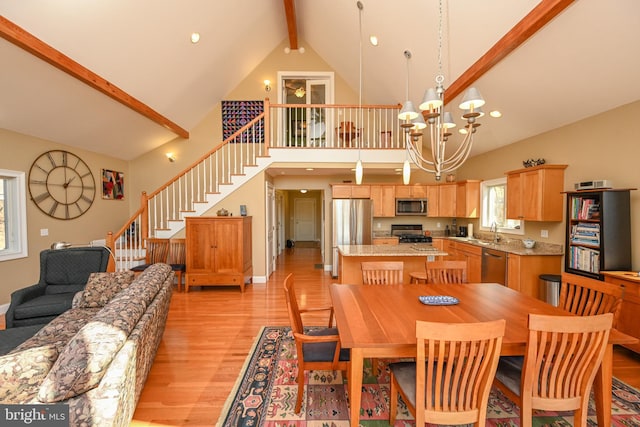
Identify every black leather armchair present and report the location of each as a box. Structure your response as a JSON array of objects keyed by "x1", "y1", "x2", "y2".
[{"x1": 5, "y1": 247, "x2": 110, "y2": 328}]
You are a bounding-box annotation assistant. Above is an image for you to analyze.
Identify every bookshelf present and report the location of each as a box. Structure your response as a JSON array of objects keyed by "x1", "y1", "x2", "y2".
[{"x1": 565, "y1": 189, "x2": 633, "y2": 279}]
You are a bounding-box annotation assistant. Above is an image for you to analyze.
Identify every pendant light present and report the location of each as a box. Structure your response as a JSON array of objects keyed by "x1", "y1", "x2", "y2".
[{"x1": 355, "y1": 1, "x2": 364, "y2": 185}]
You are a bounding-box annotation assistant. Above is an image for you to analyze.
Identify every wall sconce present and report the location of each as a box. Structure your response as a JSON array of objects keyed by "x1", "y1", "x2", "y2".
[
  {"x1": 166, "y1": 153, "x2": 176, "y2": 162},
  {"x1": 264, "y1": 79, "x2": 271, "y2": 92}
]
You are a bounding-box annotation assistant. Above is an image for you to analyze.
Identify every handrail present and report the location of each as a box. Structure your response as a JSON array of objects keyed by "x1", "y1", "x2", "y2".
[{"x1": 106, "y1": 100, "x2": 402, "y2": 271}]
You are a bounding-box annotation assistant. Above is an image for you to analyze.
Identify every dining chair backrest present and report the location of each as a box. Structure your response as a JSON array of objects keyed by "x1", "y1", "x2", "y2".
[
  {"x1": 559, "y1": 272, "x2": 623, "y2": 326},
  {"x1": 524, "y1": 313, "x2": 612, "y2": 424},
  {"x1": 425, "y1": 259, "x2": 468, "y2": 284},
  {"x1": 167, "y1": 238, "x2": 186, "y2": 264},
  {"x1": 145, "y1": 238, "x2": 170, "y2": 264},
  {"x1": 392, "y1": 319, "x2": 505, "y2": 426},
  {"x1": 361, "y1": 261, "x2": 404, "y2": 285},
  {"x1": 284, "y1": 273, "x2": 305, "y2": 336}
]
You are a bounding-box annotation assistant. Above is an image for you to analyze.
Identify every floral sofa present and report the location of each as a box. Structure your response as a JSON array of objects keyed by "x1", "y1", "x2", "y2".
[{"x1": 0, "y1": 263, "x2": 174, "y2": 427}]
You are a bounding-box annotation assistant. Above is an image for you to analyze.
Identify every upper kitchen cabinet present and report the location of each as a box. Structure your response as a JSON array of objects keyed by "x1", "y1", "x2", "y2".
[
  {"x1": 370, "y1": 185, "x2": 396, "y2": 217},
  {"x1": 395, "y1": 184, "x2": 427, "y2": 198},
  {"x1": 456, "y1": 180, "x2": 481, "y2": 218},
  {"x1": 426, "y1": 185, "x2": 440, "y2": 217},
  {"x1": 505, "y1": 164, "x2": 567, "y2": 221},
  {"x1": 438, "y1": 183, "x2": 457, "y2": 218},
  {"x1": 331, "y1": 184, "x2": 371, "y2": 199}
]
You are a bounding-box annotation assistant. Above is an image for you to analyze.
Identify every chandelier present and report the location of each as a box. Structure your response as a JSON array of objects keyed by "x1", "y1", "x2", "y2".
[
  {"x1": 399, "y1": 0, "x2": 485, "y2": 182},
  {"x1": 294, "y1": 87, "x2": 306, "y2": 98}
]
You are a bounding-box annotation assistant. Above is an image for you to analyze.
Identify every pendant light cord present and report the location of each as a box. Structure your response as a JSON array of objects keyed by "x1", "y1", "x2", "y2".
[{"x1": 357, "y1": 0, "x2": 363, "y2": 158}]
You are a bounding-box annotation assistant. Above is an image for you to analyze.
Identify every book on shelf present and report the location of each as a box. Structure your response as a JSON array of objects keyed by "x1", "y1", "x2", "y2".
[
  {"x1": 571, "y1": 197, "x2": 601, "y2": 220},
  {"x1": 570, "y1": 222, "x2": 601, "y2": 246}
]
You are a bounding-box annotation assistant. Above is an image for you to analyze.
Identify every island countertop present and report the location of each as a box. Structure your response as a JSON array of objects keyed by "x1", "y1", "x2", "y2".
[
  {"x1": 338, "y1": 244, "x2": 448, "y2": 257},
  {"x1": 336, "y1": 244, "x2": 448, "y2": 285}
]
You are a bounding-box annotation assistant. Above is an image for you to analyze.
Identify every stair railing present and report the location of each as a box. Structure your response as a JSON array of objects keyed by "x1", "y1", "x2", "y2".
[{"x1": 106, "y1": 99, "x2": 402, "y2": 271}]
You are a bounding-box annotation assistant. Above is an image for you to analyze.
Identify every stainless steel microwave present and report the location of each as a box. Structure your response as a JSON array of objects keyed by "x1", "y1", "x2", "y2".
[{"x1": 395, "y1": 198, "x2": 428, "y2": 216}]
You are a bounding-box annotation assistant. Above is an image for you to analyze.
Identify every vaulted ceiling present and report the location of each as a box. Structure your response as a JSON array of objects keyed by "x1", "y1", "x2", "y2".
[{"x1": 1, "y1": 0, "x2": 639, "y2": 160}]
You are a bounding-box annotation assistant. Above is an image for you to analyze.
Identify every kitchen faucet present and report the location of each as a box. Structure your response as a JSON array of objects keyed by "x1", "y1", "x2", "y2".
[{"x1": 490, "y1": 222, "x2": 501, "y2": 243}]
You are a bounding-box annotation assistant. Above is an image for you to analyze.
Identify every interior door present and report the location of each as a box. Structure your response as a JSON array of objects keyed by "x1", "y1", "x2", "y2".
[
  {"x1": 266, "y1": 182, "x2": 276, "y2": 277},
  {"x1": 306, "y1": 79, "x2": 330, "y2": 147},
  {"x1": 294, "y1": 198, "x2": 316, "y2": 241}
]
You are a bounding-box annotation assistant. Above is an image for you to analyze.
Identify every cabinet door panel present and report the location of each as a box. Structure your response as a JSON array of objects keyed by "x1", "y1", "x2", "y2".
[
  {"x1": 438, "y1": 184, "x2": 456, "y2": 217},
  {"x1": 214, "y1": 220, "x2": 241, "y2": 272},
  {"x1": 187, "y1": 222, "x2": 214, "y2": 272}
]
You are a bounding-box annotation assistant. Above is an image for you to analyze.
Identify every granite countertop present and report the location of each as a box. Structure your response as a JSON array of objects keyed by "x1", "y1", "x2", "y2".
[
  {"x1": 444, "y1": 236, "x2": 564, "y2": 256},
  {"x1": 338, "y1": 244, "x2": 448, "y2": 257}
]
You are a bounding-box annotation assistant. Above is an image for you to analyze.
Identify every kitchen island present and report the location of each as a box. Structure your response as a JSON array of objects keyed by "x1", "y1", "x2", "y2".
[{"x1": 336, "y1": 244, "x2": 448, "y2": 285}]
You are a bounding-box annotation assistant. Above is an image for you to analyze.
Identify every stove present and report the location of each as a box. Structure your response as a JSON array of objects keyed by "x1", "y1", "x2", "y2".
[{"x1": 391, "y1": 224, "x2": 433, "y2": 244}]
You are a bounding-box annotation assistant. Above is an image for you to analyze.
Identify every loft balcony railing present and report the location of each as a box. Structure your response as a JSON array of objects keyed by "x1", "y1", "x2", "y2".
[{"x1": 106, "y1": 100, "x2": 402, "y2": 271}]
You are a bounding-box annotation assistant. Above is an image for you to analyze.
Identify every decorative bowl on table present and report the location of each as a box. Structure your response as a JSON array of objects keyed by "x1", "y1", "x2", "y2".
[{"x1": 523, "y1": 239, "x2": 536, "y2": 249}]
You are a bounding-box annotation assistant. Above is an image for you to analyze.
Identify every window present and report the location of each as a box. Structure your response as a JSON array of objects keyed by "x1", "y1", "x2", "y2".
[
  {"x1": 480, "y1": 177, "x2": 523, "y2": 235},
  {"x1": 0, "y1": 169, "x2": 28, "y2": 261}
]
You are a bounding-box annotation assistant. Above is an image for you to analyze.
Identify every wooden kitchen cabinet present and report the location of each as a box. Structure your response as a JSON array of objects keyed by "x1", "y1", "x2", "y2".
[
  {"x1": 185, "y1": 216, "x2": 252, "y2": 292},
  {"x1": 603, "y1": 271, "x2": 640, "y2": 353},
  {"x1": 426, "y1": 185, "x2": 440, "y2": 217},
  {"x1": 372, "y1": 237, "x2": 399, "y2": 245},
  {"x1": 444, "y1": 240, "x2": 481, "y2": 282},
  {"x1": 395, "y1": 184, "x2": 427, "y2": 198},
  {"x1": 438, "y1": 183, "x2": 457, "y2": 218},
  {"x1": 370, "y1": 185, "x2": 396, "y2": 217},
  {"x1": 505, "y1": 164, "x2": 567, "y2": 221},
  {"x1": 331, "y1": 184, "x2": 371, "y2": 199},
  {"x1": 506, "y1": 253, "x2": 562, "y2": 299},
  {"x1": 456, "y1": 180, "x2": 481, "y2": 218}
]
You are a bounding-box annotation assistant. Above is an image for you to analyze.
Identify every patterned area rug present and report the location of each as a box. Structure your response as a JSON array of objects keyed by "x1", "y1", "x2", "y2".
[{"x1": 217, "y1": 326, "x2": 640, "y2": 426}]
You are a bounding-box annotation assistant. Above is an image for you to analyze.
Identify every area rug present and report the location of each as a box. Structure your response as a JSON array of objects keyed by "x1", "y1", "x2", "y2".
[{"x1": 217, "y1": 326, "x2": 640, "y2": 426}]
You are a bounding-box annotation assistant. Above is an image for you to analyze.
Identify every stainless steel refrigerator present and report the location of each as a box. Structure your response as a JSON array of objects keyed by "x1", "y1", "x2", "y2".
[{"x1": 332, "y1": 199, "x2": 373, "y2": 277}]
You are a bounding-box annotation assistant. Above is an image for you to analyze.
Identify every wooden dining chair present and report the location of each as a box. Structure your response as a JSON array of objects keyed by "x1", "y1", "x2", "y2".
[
  {"x1": 361, "y1": 261, "x2": 404, "y2": 285},
  {"x1": 559, "y1": 272, "x2": 624, "y2": 326},
  {"x1": 283, "y1": 273, "x2": 350, "y2": 413},
  {"x1": 409, "y1": 259, "x2": 468, "y2": 284},
  {"x1": 389, "y1": 319, "x2": 506, "y2": 427},
  {"x1": 494, "y1": 313, "x2": 613, "y2": 427},
  {"x1": 130, "y1": 238, "x2": 170, "y2": 275},
  {"x1": 168, "y1": 238, "x2": 186, "y2": 292}
]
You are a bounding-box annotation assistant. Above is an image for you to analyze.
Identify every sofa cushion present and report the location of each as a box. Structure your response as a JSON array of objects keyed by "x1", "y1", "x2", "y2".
[
  {"x1": 13, "y1": 308, "x2": 101, "y2": 355},
  {"x1": 0, "y1": 345, "x2": 59, "y2": 404},
  {"x1": 12, "y1": 293, "x2": 77, "y2": 320},
  {"x1": 73, "y1": 271, "x2": 135, "y2": 308}
]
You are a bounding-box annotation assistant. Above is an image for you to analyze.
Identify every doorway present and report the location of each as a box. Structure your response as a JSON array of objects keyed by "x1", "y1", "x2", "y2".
[{"x1": 277, "y1": 72, "x2": 334, "y2": 147}]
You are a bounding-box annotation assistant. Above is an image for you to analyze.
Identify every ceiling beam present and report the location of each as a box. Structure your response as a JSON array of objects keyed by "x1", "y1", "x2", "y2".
[
  {"x1": 0, "y1": 15, "x2": 189, "y2": 139},
  {"x1": 444, "y1": 0, "x2": 575, "y2": 103},
  {"x1": 283, "y1": 0, "x2": 299, "y2": 50}
]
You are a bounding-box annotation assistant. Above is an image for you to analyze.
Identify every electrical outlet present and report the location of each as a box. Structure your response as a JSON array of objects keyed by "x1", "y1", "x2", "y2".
[
  {"x1": 40, "y1": 228, "x2": 48, "y2": 236},
  {"x1": 437, "y1": 222, "x2": 441, "y2": 228},
  {"x1": 377, "y1": 222, "x2": 381, "y2": 229},
  {"x1": 541, "y1": 229, "x2": 549, "y2": 238}
]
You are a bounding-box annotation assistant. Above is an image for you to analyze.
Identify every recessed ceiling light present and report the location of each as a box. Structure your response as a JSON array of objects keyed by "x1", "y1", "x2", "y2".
[
  {"x1": 300, "y1": 189, "x2": 308, "y2": 193},
  {"x1": 191, "y1": 32, "x2": 200, "y2": 43},
  {"x1": 305, "y1": 168, "x2": 314, "y2": 171},
  {"x1": 459, "y1": 128, "x2": 468, "y2": 135},
  {"x1": 490, "y1": 110, "x2": 502, "y2": 118},
  {"x1": 369, "y1": 35, "x2": 379, "y2": 46}
]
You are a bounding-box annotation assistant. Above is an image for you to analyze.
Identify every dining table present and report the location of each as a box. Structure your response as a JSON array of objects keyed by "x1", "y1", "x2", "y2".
[{"x1": 329, "y1": 282, "x2": 638, "y2": 427}]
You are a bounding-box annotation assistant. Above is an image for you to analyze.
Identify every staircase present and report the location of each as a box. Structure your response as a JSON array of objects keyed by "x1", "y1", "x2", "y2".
[{"x1": 106, "y1": 100, "x2": 403, "y2": 271}]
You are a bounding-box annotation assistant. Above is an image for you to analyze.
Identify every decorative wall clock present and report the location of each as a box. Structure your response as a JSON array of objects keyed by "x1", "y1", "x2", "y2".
[{"x1": 28, "y1": 150, "x2": 96, "y2": 219}]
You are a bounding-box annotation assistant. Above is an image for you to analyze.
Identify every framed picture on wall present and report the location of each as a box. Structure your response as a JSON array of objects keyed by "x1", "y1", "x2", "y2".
[{"x1": 102, "y1": 169, "x2": 124, "y2": 200}]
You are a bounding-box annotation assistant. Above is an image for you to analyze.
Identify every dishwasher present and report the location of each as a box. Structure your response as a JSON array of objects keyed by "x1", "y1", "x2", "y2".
[{"x1": 481, "y1": 247, "x2": 507, "y2": 285}]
